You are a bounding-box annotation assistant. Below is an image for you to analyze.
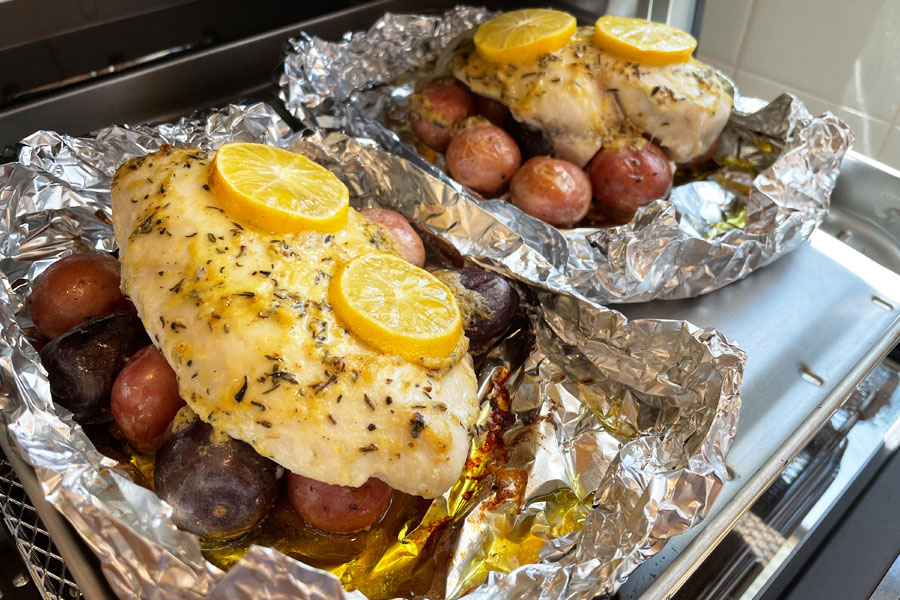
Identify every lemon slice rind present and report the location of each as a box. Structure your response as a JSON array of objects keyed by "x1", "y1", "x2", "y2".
[
  {"x1": 210, "y1": 143, "x2": 349, "y2": 234},
  {"x1": 330, "y1": 253, "x2": 463, "y2": 363},
  {"x1": 474, "y1": 9, "x2": 577, "y2": 64},
  {"x1": 593, "y1": 15, "x2": 697, "y2": 65}
]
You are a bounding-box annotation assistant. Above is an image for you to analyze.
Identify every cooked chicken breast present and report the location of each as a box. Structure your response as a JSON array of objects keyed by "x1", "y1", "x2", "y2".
[
  {"x1": 111, "y1": 146, "x2": 479, "y2": 499},
  {"x1": 453, "y1": 27, "x2": 732, "y2": 165},
  {"x1": 454, "y1": 29, "x2": 630, "y2": 166},
  {"x1": 600, "y1": 54, "x2": 732, "y2": 163}
]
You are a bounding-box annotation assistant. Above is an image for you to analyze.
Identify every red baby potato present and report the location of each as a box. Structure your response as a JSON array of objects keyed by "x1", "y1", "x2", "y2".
[
  {"x1": 287, "y1": 472, "x2": 393, "y2": 534},
  {"x1": 475, "y1": 94, "x2": 508, "y2": 126},
  {"x1": 409, "y1": 80, "x2": 475, "y2": 151},
  {"x1": 509, "y1": 156, "x2": 592, "y2": 227},
  {"x1": 588, "y1": 139, "x2": 673, "y2": 214},
  {"x1": 30, "y1": 253, "x2": 128, "y2": 339},
  {"x1": 359, "y1": 208, "x2": 426, "y2": 268},
  {"x1": 111, "y1": 345, "x2": 185, "y2": 454},
  {"x1": 446, "y1": 123, "x2": 522, "y2": 196}
]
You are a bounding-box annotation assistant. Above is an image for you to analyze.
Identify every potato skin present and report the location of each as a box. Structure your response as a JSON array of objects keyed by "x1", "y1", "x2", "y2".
[
  {"x1": 30, "y1": 253, "x2": 128, "y2": 339},
  {"x1": 359, "y1": 208, "x2": 425, "y2": 268},
  {"x1": 474, "y1": 94, "x2": 508, "y2": 126},
  {"x1": 409, "y1": 80, "x2": 475, "y2": 151},
  {"x1": 509, "y1": 157, "x2": 592, "y2": 227},
  {"x1": 588, "y1": 140, "x2": 673, "y2": 214},
  {"x1": 446, "y1": 124, "x2": 521, "y2": 196},
  {"x1": 155, "y1": 419, "x2": 278, "y2": 542},
  {"x1": 39, "y1": 312, "x2": 150, "y2": 424},
  {"x1": 287, "y1": 472, "x2": 392, "y2": 534},
  {"x1": 111, "y1": 345, "x2": 185, "y2": 454},
  {"x1": 433, "y1": 268, "x2": 519, "y2": 353}
]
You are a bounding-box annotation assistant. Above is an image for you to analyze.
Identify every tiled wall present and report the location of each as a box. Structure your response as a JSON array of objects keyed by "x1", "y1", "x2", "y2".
[{"x1": 696, "y1": 0, "x2": 900, "y2": 170}]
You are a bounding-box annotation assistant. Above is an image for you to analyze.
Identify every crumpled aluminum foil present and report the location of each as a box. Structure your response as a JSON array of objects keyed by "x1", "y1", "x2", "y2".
[
  {"x1": 0, "y1": 102, "x2": 744, "y2": 600},
  {"x1": 278, "y1": 7, "x2": 854, "y2": 304}
]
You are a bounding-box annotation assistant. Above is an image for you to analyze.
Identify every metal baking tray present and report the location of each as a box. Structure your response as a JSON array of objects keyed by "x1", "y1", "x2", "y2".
[
  {"x1": 615, "y1": 151, "x2": 900, "y2": 600},
  {"x1": 2, "y1": 2, "x2": 900, "y2": 599},
  {"x1": 616, "y1": 227, "x2": 900, "y2": 599}
]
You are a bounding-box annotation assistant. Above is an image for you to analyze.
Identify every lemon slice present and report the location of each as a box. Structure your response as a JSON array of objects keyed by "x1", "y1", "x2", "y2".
[
  {"x1": 474, "y1": 9, "x2": 577, "y2": 64},
  {"x1": 330, "y1": 253, "x2": 463, "y2": 363},
  {"x1": 209, "y1": 142, "x2": 349, "y2": 233},
  {"x1": 593, "y1": 15, "x2": 696, "y2": 65}
]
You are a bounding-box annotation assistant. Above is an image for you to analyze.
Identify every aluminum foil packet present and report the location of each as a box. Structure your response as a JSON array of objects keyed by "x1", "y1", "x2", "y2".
[
  {"x1": 278, "y1": 7, "x2": 854, "y2": 304},
  {"x1": 0, "y1": 102, "x2": 744, "y2": 600}
]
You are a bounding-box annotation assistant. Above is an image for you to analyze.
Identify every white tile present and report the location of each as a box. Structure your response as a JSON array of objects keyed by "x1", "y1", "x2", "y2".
[
  {"x1": 733, "y1": 69, "x2": 787, "y2": 103},
  {"x1": 733, "y1": 70, "x2": 892, "y2": 160},
  {"x1": 738, "y1": 0, "x2": 900, "y2": 122},
  {"x1": 696, "y1": 0, "x2": 755, "y2": 66},
  {"x1": 879, "y1": 127, "x2": 900, "y2": 171}
]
